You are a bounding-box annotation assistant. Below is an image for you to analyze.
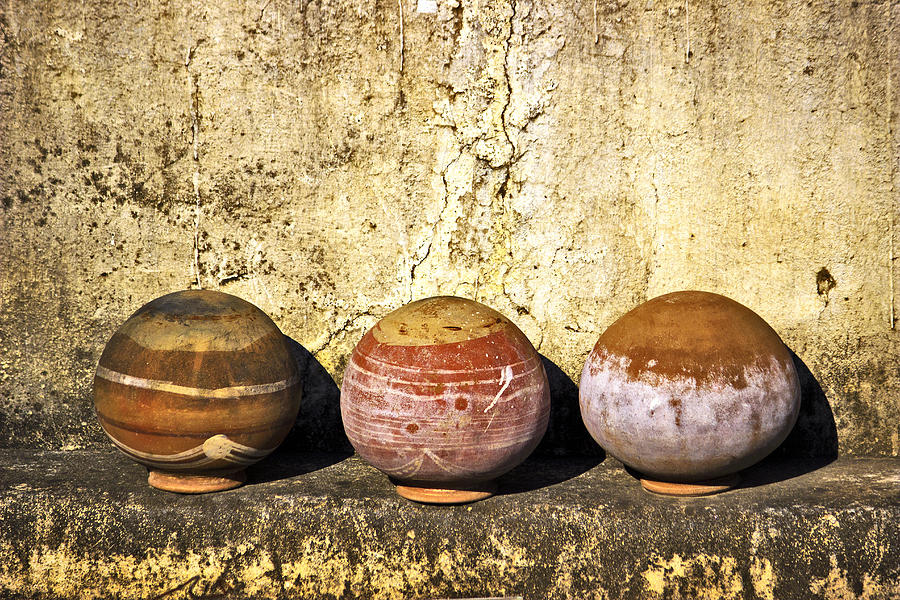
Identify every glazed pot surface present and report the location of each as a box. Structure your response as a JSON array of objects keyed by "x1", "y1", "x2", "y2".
[
  {"x1": 341, "y1": 296, "x2": 550, "y2": 496},
  {"x1": 579, "y1": 291, "x2": 800, "y2": 482},
  {"x1": 94, "y1": 290, "x2": 301, "y2": 490}
]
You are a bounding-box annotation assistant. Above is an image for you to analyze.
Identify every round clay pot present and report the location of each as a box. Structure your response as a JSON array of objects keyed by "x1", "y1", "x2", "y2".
[
  {"x1": 94, "y1": 290, "x2": 301, "y2": 493},
  {"x1": 579, "y1": 291, "x2": 801, "y2": 495},
  {"x1": 340, "y1": 296, "x2": 550, "y2": 504}
]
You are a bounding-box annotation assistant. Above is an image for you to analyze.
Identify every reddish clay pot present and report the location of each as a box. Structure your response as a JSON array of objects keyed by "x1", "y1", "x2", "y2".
[
  {"x1": 94, "y1": 290, "x2": 301, "y2": 493},
  {"x1": 341, "y1": 296, "x2": 550, "y2": 504},
  {"x1": 579, "y1": 291, "x2": 801, "y2": 496}
]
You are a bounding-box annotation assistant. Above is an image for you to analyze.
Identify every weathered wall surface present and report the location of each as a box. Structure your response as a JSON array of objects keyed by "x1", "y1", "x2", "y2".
[{"x1": 0, "y1": 0, "x2": 897, "y2": 454}]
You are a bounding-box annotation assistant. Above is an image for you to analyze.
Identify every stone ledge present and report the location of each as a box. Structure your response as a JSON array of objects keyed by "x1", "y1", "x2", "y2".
[{"x1": 0, "y1": 449, "x2": 897, "y2": 599}]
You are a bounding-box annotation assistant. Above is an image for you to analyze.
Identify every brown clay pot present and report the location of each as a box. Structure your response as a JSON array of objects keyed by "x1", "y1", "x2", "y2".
[
  {"x1": 340, "y1": 296, "x2": 550, "y2": 504},
  {"x1": 579, "y1": 291, "x2": 801, "y2": 496},
  {"x1": 94, "y1": 290, "x2": 301, "y2": 493}
]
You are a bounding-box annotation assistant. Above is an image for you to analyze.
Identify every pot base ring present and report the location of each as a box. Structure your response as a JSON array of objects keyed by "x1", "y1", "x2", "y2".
[
  {"x1": 395, "y1": 481, "x2": 498, "y2": 504},
  {"x1": 639, "y1": 473, "x2": 741, "y2": 497},
  {"x1": 148, "y1": 469, "x2": 246, "y2": 494}
]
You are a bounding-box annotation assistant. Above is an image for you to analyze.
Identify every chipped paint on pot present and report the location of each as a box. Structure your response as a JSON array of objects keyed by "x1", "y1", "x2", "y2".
[{"x1": 579, "y1": 291, "x2": 801, "y2": 483}]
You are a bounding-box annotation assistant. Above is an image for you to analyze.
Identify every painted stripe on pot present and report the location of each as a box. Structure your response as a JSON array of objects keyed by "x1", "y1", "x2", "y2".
[
  {"x1": 341, "y1": 379, "x2": 544, "y2": 404},
  {"x1": 95, "y1": 365, "x2": 299, "y2": 399},
  {"x1": 341, "y1": 412, "x2": 546, "y2": 430},
  {"x1": 352, "y1": 351, "x2": 539, "y2": 375},
  {"x1": 340, "y1": 428, "x2": 544, "y2": 450},
  {"x1": 102, "y1": 431, "x2": 271, "y2": 469},
  {"x1": 345, "y1": 359, "x2": 541, "y2": 387},
  {"x1": 96, "y1": 411, "x2": 297, "y2": 437}
]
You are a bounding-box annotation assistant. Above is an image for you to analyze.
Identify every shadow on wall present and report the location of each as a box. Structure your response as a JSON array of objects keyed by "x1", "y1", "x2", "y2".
[
  {"x1": 273, "y1": 346, "x2": 608, "y2": 459},
  {"x1": 255, "y1": 345, "x2": 609, "y2": 489},
  {"x1": 534, "y1": 354, "x2": 605, "y2": 458},
  {"x1": 254, "y1": 342, "x2": 838, "y2": 489},
  {"x1": 522, "y1": 348, "x2": 838, "y2": 491},
  {"x1": 498, "y1": 354, "x2": 605, "y2": 496},
  {"x1": 248, "y1": 337, "x2": 352, "y2": 485},
  {"x1": 741, "y1": 348, "x2": 839, "y2": 487},
  {"x1": 284, "y1": 336, "x2": 353, "y2": 454}
]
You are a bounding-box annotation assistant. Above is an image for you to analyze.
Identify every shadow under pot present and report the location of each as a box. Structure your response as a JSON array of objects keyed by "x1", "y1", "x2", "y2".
[
  {"x1": 340, "y1": 296, "x2": 550, "y2": 504},
  {"x1": 579, "y1": 291, "x2": 801, "y2": 496},
  {"x1": 93, "y1": 290, "x2": 301, "y2": 493}
]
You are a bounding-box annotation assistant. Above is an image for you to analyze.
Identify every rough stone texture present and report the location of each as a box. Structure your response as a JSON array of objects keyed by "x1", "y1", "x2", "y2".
[
  {"x1": 0, "y1": 0, "x2": 898, "y2": 456},
  {"x1": 0, "y1": 450, "x2": 898, "y2": 599}
]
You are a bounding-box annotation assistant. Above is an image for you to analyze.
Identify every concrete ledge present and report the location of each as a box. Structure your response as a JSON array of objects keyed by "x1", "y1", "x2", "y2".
[{"x1": 0, "y1": 450, "x2": 897, "y2": 599}]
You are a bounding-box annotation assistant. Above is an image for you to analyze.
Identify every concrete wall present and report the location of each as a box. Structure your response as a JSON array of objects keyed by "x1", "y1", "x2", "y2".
[{"x1": 0, "y1": 0, "x2": 897, "y2": 455}]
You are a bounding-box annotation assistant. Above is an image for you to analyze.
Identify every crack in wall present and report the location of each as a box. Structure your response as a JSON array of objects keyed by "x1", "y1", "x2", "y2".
[
  {"x1": 500, "y1": 0, "x2": 517, "y2": 158},
  {"x1": 472, "y1": 0, "x2": 519, "y2": 304},
  {"x1": 888, "y1": 0, "x2": 896, "y2": 330},
  {"x1": 185, "y1": 41, "x2": 204, "y2": 289},
  {"x1": 310, "y1": 310, "x2": 375, "y2": 356},
  {"x1": 408, "y1": 150, "x2": 462, "y2": 298},
  {"x1": 398, "y1": 0, "x2": 404, "y2": 74},
  {"x1": 485, "y1": 0, "x2": 519, "y2": 292},
  {"x1": 407, "y1": 1, "x2": 556, "y2": 313},
  {"x1": 428, "y1": 0, "x2": 558, "y2": 314}
]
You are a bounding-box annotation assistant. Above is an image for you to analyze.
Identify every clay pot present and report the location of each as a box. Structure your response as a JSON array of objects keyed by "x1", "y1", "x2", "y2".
[
  {"x1": 340, "y1": 296, "x2": 550, "y2": 504},
  {"x1": 94, "y1": 290, "x2": 301, "y2": 493},
  {"x1": 579, "y1": 291, "x2": 801, "y2": 496}
]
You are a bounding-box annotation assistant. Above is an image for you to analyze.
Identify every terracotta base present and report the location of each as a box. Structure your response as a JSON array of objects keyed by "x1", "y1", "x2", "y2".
[
  {"x1": 148, "y1": 469, "x2": 246, "y2": 493},
  {"x1": 639, "y1": 473, "x2": 741, "y2": 497},
  {"x1": 395, "y1": 481, "x2": 498, "y2": 504}
]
